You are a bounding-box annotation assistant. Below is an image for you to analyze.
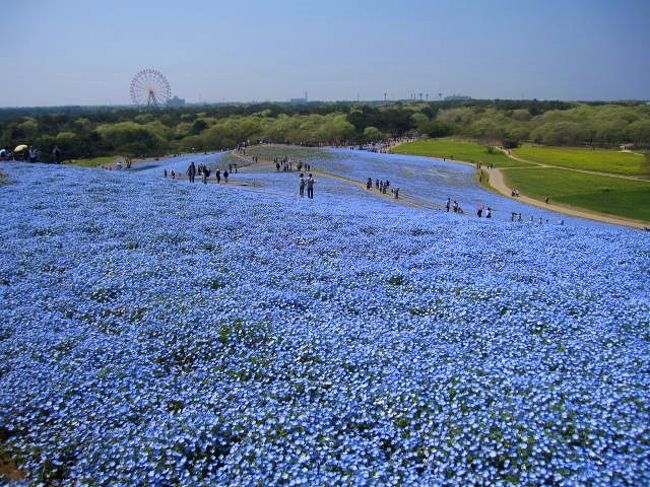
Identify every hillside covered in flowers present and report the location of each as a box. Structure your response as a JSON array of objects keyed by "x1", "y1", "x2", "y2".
[{"x1": 0, "y1": 153, "x2": 648, "y2": 485}]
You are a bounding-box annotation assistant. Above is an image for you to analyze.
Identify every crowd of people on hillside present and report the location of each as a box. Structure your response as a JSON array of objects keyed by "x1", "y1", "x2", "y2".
[
  {"x1": 274, "y1": 157, "x2": 311, "y2": 173},
  {"x1": 445, "y1": 197, "x2": 492, "y2": 218},
  {"x1": 441, "y1": 196, "x2": 563, "y2": 225},
  {"x1": 163, "y1": 161, "x2": 232, "y2": 184},
  {"x1": 366, "y1": 177, "x2": 399, "y2": 199},
  {"x1": 0, "y1": 145, "x2": 64, "y2": 163},
  {"x1": 157, "y1": 144, "x2": 569, "y2": 226},
  {"x1": 360, "y1": 135, "x2": 419, "y2": 153}
]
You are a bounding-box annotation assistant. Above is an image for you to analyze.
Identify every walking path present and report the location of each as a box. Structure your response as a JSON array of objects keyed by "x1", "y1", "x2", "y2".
[
  {"x1": 486, "y1": 166, "x2": 646, "y2": 228},
  {"x1": 404, "y1": 149, "x2": 649, "y2": 229},
  {"x1": 230, "y1": 150, "x2": 449, "y2": 214},
  {"x1": 485, "y1": 149, "x2": 648, "y2": 229},
  {"x1": 166, "y1": 147, "x2": 646, "y2": 228}
]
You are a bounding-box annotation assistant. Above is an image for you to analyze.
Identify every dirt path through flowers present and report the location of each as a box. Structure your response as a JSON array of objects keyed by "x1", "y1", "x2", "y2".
[{"x1": 484, "y1": 151, "x2": 648, "y2": 229}]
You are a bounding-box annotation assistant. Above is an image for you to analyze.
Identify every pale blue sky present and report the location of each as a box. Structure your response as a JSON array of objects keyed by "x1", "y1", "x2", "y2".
[{"x1": 1, "y1": 0, "x2": 649, "y2": 106}]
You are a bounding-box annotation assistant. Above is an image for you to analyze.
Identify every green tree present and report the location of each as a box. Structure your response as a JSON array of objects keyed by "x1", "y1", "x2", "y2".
[{"x1": 362, "y1": 126, "x2": 382, "y2": 142}]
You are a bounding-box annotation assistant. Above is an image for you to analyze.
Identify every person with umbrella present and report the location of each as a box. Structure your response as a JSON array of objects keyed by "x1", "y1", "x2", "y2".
[{"x1": 14, "y1": 144, "x2": 29, "y2": 161}]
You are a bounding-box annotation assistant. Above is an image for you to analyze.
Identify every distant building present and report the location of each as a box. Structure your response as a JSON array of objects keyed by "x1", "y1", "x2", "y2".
[
  {"x1": 444, "y1": 94, "x2": 472, "y2": 101},
  {"x1": 167, "y1": 96, "x2": 186, "y2": 107},
  {"x1": 289, "y1": 92, "x2": 308, "y2": 104}
]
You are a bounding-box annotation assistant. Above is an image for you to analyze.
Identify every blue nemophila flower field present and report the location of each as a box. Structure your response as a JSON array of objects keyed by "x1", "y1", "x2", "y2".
[{"x1": 0, "y1": 155, "x2": 648, "y2": 486}]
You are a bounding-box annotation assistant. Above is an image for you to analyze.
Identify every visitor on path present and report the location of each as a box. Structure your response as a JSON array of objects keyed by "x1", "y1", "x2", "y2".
[
  {"x1": 52, "y1": 146, "x2": 62, "y2": 164},
  {"x1": 223, "y1": 170, "x2": 229, "y2": 183},
  {"x1": 306, "y1": 174, "x2": 315, "y2": 199},
  {"x1": 445, "y1": 198, "x2": 451, "y2": 212},
  {"x1": 477, "y1": 205, "x2": 484, "y2": 218},
  {"x1": 367, "y1": 177, "x2": 372, "y2": 190},
  {"x1": 545, "y1": 196, "x2": 550, "y2": 204},
  {"x1": 201, "y1": 166, "x2": 208, "y2": 184},
  {"x1": 453, "y1": 200, "x2": 459, "y2": 213},
  {"x1": 394, "y1": 188, "x2": 399, "y2": 199},
  {"x1": 164, "y1": 169, "x2": 167, "y2": 178},
  {"x1": 187, "y1": 162, "x2": 196, "y2": 183},
  {"x1": 486, "y1": 207, "x2": 492, "y2": 218},
  {"x1": 215, "y1": 169, "x2": 221, "y2": 183},
  {"x1": 171, "y1": 170, "x2": 176, "y2": 179},
  {"x1": 299, "y1": 174, "x2": 306, "y2": 197},
  {"x1": 375, "y1": 179, "x2": 380, "y2": 190}
]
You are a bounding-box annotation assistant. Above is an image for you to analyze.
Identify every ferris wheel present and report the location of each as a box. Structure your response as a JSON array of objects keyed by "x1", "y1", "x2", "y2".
[{"x1": 130, "y1": 68, "x2": 172, "y2": 108}]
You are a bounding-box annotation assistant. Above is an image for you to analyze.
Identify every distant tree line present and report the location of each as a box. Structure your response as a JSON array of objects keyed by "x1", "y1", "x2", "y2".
[{"x1": 1, "y1": 99, "x2": 648, "y2": 161}]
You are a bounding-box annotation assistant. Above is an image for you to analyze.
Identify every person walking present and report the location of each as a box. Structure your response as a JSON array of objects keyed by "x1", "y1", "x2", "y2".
[
  {"x1": 223, "y1": 169, "x2": 229, "y2": 183},
  {"x1": 201, "y1": 166, "x2": 208, "y2": 184},
  {"x1": 306, "y1": 173, "x2": 315, "y2": 199},
  {"x1": 445, "y1": 197, "x2": 451, "y2": 212},
  {"x1": 299, "y1": 173, "x2": 306, "y2": 197},
  {"x1": 187, "y1": 162, "x2": 196, "y2": 183},
  {"x1": 52, "y1": 146, "x2": 62, "y2": 164},
  {"x1": 215, "y1": 169, "x2": 221, "y2": 183}
]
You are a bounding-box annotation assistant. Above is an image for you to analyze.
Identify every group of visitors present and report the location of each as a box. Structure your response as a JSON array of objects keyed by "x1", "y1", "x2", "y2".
[
  {"x1": 185, "y1": 162, "x2": 211, "y2": 183},
  {"x1": 274, "y1": 157, "x2": 311, "y2": 173},
  {"x1": 298, "y1": 173, "x2": 316, "y2": 199},
  {"x1": 445, "y1": 197, "x2": 493, "y2": 218},
  {"x1": 163, "y1": 161, "x2": 231, "y2": 184},
  {"x1": 361, "y1": 136, "x2": 418, "y2": 153},
  {"x1": 0, "y1": 145, "x2": 64, "y2": 163},
  {"x1": 510, "y1": 213, "x2": 563, "y2": 225},
  {"x1": 366, "y1": 177, "x2": 399, "y2": 199},
  {"x1": 474, "y1": 161, "x2": 496, "y2": 170},
  {"x1": 476, "y1": 204, "x2": 492, "y2": 218}
]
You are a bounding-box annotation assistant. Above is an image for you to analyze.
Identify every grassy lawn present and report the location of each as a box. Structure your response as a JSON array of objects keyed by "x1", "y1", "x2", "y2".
[
  {"x1": 393, "y1": 138, "x2": 531, "y2": 168},
  {"x1": 514, "y1": 145, "x2": 650, "y2": 176},
  {"x1": 68, "y1": 155, "x2": 120, "y2": 167},
  {"x1": 502, "y1": 167, "x2": 650, "y2": 222},
  {"x1": 245, "y1": 145, "x2": 334, "y2": 161}
]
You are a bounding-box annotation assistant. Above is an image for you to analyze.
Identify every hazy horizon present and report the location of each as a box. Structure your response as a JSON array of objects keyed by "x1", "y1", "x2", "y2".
[{"x1": 2, "y1": 0, "x2": 649, "y2": 108}]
